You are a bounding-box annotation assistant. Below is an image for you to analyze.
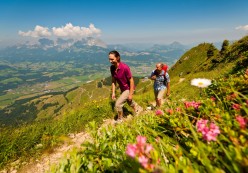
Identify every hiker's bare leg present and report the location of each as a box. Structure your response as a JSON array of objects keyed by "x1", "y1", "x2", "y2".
[
  {"x1": 117, "y1": 111, "x2": 123, "y2": 119},
  {"x1": 156, "y1": 89, "x2": 165, "y2": 107},
  {"x1": 156, "y1": 98, "x2": 161, "y2": 107}
]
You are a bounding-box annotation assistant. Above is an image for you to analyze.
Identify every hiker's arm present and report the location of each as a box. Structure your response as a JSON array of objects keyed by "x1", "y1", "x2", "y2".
[
  {"x1": 150, "y1": 71, "x2": 156, "y2": 80},
  {"x1": 111, "y1": 76, "x2": 116, "y2": 100},
  {"x1": 128, "y1": 77, "x2": 134, "y2": 101},
  {"x1": 150, "y1": 75, "x2": 156, "y2": 80},
  {"x1": 166, "y1": 82, "x2": 170, "y2": 96}
]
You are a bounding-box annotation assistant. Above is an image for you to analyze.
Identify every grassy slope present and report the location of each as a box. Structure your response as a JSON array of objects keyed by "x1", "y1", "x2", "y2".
[
  {"x1": 51, "y1": 35, "x2": 248, "y2": 172},
  {"x1": 1, "y1": 35, "x2": 248, "y2": 170}
]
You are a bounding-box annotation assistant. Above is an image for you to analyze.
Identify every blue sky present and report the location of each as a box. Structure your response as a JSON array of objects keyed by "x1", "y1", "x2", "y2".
[{"x1": 0, "y1": 0, "x2": 248, "y2": 46}]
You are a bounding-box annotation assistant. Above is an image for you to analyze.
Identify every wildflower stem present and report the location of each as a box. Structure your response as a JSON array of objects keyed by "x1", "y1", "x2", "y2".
[
  {"x1": 217, "y1": 140, "x2": 240, "y2": 172},
  {"x1": 199, "y1": 88, "x2": 202, "y2": 97}
]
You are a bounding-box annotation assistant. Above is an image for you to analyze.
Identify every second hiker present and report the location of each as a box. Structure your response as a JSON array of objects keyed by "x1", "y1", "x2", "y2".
[{"x1": 150, "y1": 63, "x2": 170, "y2": 107}]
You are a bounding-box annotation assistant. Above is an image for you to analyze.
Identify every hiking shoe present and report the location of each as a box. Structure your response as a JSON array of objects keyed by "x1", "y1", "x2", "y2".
[
  {"x1": 146, "y1": 106, "x2": 152, "y2": 110},
  {"x1": 115, "y1": 118, "x2": 123, "y2": 124},
  {"x1": 151, "y1": 105, "x2": 156, "y2": 110},
  {"x1": 135, "y1": 106, "x2": 143, "y2": 115}
]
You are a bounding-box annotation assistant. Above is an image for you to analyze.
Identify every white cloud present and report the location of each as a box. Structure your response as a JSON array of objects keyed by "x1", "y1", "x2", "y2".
[
  {"x1": 18, "y1": 23, "x2": 101, "y2": 39},
  {"x1": 52, "y1": 23, "x2": 101, "y2": 38},
  {"x1": 18, "y1": 25, "x2": 51, "y2": 37},
  {"x1": 235, "y1": 25, "x2": 248, "y2": 31}
]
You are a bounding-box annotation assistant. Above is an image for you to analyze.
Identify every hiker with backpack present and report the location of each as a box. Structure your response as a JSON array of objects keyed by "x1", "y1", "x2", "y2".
[
  {"x1": 109, "y1": 50, "x2": 143, "y2": 122},
  {"x1": 150, "y1": 63, "x2": 170, "y2": 107}
]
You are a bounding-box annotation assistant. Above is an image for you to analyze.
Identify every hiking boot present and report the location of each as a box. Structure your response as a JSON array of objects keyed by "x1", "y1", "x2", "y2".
[
  {"x1": 135, "y1": 106, "x2": 143, "y2": 115},
  {"x1": 151, "y1": 105, "x2": 156, "y2": 110},
  {"x1": 114, "y1": 118, "x2": 123, "y2": 124},
  {"x1": 146, "y1": 106, "x2": 152, "y2": 110}
]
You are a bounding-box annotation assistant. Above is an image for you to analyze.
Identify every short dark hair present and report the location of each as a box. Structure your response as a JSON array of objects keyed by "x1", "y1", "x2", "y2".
[
  {"x1": 109, "y1": 50, "x2": 120, "y2": 58},
  {"x1": 109, "y1": 50, "x2": 121, "y2": 62}
]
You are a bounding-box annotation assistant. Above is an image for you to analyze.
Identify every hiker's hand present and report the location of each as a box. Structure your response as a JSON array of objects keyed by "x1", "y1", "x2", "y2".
[
  {"x1": 128, "y1": 94, "x2": 133, "y2": 101},
  {"x1": 112, "y1": 93, "x2": 116, "y2": 100},
  {"x1": 151, "y1": 75, "x2": 156, "y2": 80},
  {"x1": 166, "y1": 92, "x2": 170, "y2": 97}
]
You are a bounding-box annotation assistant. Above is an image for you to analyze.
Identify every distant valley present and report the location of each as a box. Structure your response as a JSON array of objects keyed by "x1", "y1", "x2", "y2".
[{"x1": 0, "y1": 37, "x2": 187, "y2": 108}]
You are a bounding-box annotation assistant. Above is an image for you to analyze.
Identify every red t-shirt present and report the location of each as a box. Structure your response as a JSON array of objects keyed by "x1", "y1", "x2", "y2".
[{"x1": 110, "y1": 62, "x2": 132, "y2": 92}]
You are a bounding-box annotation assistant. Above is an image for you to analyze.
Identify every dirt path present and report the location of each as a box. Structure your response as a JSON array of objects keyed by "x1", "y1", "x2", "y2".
[
  {"x1": 1, "y1": 108, "x2": 146, "y2": 173},
  {"x1": 0, "y1": 118, "x2": 120, "y2": 173},
  {"x1": 1, "y1": 132, "x2": 91, "y2": 173},
  {"x1": 179, "y1": 78, "x2": 185, "y2": 83}
]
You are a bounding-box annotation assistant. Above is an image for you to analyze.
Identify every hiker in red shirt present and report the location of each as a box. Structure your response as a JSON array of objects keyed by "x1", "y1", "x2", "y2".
[{"x1": 109, "y1": 50, "x2": 143, "y2": 122}]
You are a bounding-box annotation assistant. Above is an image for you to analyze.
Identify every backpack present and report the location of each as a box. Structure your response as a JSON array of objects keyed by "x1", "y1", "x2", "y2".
[
  {"x1": 162, "y1": 63, "x2": 168, "y2": 73},
  {"x1": 163, "y1": 71, "x2": 167, "y2": 86}
]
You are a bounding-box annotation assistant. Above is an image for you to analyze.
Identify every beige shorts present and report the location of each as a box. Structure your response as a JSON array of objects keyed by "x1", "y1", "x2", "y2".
[
  {"x1": 154, "y1": 89, "x2": 165, "y2": 100},
  {"x1": 115, "y1": 90, "x2": 137, "y2": 112}
]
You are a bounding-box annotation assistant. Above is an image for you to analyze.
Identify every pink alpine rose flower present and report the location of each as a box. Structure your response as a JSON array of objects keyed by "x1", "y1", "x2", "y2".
[
  {"x1": 176, "y1": 107, "x2": 181, "y2": 112},
  {"x1": 155, "y1": 110, "x2": 164, "y2": 116},
  {"x1": 125, "y1": 135, "x2": 156, "y2": 171},
  {"x1": 203, "y1": 131, "x2": 218, "y2": 141},
  {"x1": 236, "y1": 116, "x2": 247, "y2": 129},
  {"x1": 138, "y1": 155, "x2": 149, "y2": 168},
  {"x1": 192, "y1": 101, "x2": 201, "y2": 109},
  {"x1": 126, "y1": 144, "x2": 137, "y2": 158},
  {"x1": 196, "y1": 119, "x2": 220, "y2": 142},
  {"x1": 184, "y1": 101, "x2": 191, "y2": 109},
  {"x1": 232, "y1": 103, "x2": 241, "y2": 110},
  {"x1": 145, "y1": 144, "x2": 153, "y2": 154},
  {"x1": 136, "y1": 135, "x2": 147, "y2": 147},
  {"x1": 210, "y1": 96, "x2": 216, "y2": 101},
  {"x1": 184, "y1": 101, "x2": 201, "y2": 110},
  {"x1": 209, "y1": 123, "x2": 220, "y2": 134},
  {"x1": 196, "y1": 119, "x2": 208, "y2": 132}
]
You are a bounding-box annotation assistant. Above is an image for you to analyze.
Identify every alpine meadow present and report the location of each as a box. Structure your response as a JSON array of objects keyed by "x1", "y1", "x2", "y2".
[
  {"x1": 0, "y1": 35, "x2": 247, "y2": 172},
  {"x1": 0, "y1": 0, "x2": 248, "y2": 172}
]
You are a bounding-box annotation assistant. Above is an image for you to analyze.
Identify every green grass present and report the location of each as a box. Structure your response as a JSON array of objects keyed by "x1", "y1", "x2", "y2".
[
  {"x1": 51, "y1": 68, "x2": 248, "y2": 173},
  {"x1": 1, "y1": 35, "x2": 248, "y2": 172},
  {"x1": 0, "y1": 77, "x2": 23, "y2": 85},
  {"x1": 0, "y1": 98, "x2": 115, "y2": 169}
]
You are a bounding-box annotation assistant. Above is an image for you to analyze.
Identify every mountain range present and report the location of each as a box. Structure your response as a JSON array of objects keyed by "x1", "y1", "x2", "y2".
[{"x1": 0, "y1": 37, "x2": 187, "y2": 63}]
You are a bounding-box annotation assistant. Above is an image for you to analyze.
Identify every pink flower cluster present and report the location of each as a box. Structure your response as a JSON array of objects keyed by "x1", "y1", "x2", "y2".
[
  {"x1": 236, "y1": 116, "x2": 248, "y2": 129},
  {"x1": 196, "y1": 119, "x2": 220, "y2": 142},
  {"x1": 184, "y1": 101, "x2": 201, "y2": 110},
  {"x1": 155, "y1": 110, "x2": 164, "y2": 116},
  {"x1": 210, "y1": 96, "x2": 216, "y2": 101},
  {"x1": 126, "y1": 136, "x2": 155, "y2": 170},
  {"x1": 176, "y1": 107, "x2": 181, "y2": 112},
  {"x1": 232, "y1": 103, "x2": 241, "y2": 110}
]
